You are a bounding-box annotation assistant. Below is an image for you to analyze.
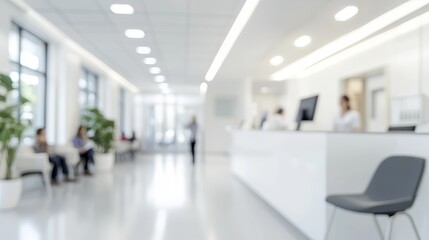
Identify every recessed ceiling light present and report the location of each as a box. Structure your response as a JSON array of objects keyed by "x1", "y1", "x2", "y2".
[
  {"x1": 136, "y1": 46, "x2": 151, "y2": 54},
  {"x1": 335, "y1": 6, "x2": 359, "y2": 22},
  {"x1": 271, "y1": 0, "x2": 429, "y2": 81},
  {"x1": 154, "y1": 75, "x2": 166, "y2": 83},
  {"x1": 270, "y1": 56, "x2": 284, "y2": 66},
  {"x1": 200, "y1": 82, "x2": 208, "y2": 94},
  {"x1": 159, "y1": 83, "x2": 169, "y2": 89},
  {"x1": 143, "y1": 57, "x2": 157, "y2": 65},
  {"x1": 150, "y1": 67, "x2": 161, "y2": 74},
  {"x1": 162, "y1": 89, "x2": 172, "y2": 95},
  {"x1": 205, "y1": 0, "x2": 261, "y2": 82},
  {"x1": 110, "y1": 4, "x2": 134, "y2": 14},
  {"x1": 294, "y1": 35, "x2": 312, "y2": 47},
  {"x1": 260, "y1": 87, "x2": 269, "y2": 94},
  {"x1": 125, "y1": 29, "x2": 145, "y2": 39}
]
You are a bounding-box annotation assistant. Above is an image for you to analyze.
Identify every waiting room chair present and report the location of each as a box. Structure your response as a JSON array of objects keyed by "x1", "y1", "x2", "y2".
[
  {"x1": 115, "y1": 141, "x2": 132, "y2": 161},
  {"x1": 15, "y1": 146, "x2": 52, "y2": 196},
  {"x1": 325, "y1": 156, "x2": 425, "y2": 240},
  {"x1": 55, "y1": 145, "x2": 80, "y2": 177}
]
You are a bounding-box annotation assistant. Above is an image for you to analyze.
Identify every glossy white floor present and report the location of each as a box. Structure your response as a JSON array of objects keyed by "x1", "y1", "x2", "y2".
[{"x1": 0, "y1": 153, "x2": 308, "y2": 240}]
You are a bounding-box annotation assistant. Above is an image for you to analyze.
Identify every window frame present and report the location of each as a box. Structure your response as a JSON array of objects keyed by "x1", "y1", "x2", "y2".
[
  {"x1": 80, "y1": 67, "x2": 99, "y2": 112},
  {"x1": 9, "y1": 22, "x2": 48, "y2": 127}
]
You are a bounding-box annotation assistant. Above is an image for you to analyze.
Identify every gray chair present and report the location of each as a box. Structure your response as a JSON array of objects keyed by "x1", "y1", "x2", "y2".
[{"x1": 325, "y1": 156, "x2": 425, "y2": 240}]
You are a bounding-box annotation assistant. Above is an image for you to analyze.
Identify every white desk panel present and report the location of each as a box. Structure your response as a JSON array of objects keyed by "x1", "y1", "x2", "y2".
[{"x1": 232, "y1": 131, "x2": 429, "y2": 240}]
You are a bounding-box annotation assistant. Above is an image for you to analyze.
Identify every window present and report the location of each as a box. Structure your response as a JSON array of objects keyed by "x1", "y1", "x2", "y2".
[
  {"x1": 79, "y1": 68, "x2": 99, "y2": 112},
  {"x1": 8, "y1": 23, "x2": 48, "y2": 136}
]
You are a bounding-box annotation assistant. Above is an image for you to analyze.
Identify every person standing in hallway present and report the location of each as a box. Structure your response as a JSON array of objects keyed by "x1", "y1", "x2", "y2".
[
  {"x1": 187, "y1": 116, "x2": 198, "y2": 165},
  {"x1": 33, "y1": 128, "x2": 76, "y2": 185},
  {"x1": 262, "y1": 107, "x2": 287, "y2": 130},
  {"x1": 333, "y1": 95, "x2": 362, "y2": 132},
  {"x1": 73, "y1": 126, "x2": 95, "y2": 176}
]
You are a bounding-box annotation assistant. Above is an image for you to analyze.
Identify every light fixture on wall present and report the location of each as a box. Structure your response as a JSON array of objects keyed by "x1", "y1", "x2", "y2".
[
  {"x1": 125, "y1": 29, "x2": 145, "y2": 38},
  {"x1": 154, "y1": 75, "x2": 166, "y2": 83},
  {"x1": 294, "y1": 35, "x2": 312, "y2": 48},
  {"x1": 270, "y1": 56, "x2": 284, "y2": 66},
  {"x1": 143, "y1": 57, "x2": 157, "y2": 65},
  {"x1": 335, "y1": 6, "x2": 359, "y2": 22},
  {"x1": 271, "y1": 0, "x2": 429, "y2": 81},
  {"x1": 150, "y1": 67, "x2": 161, "y2": 74},
  {"x1": 205, "y1": 0, "x2": 261, "y2": 82},
  {"x1": 136, "y1": 46, "x2": 151, "y2": 54},
  {"x1": 110, "y1": 4, "x2": 134, "y2": 14}
]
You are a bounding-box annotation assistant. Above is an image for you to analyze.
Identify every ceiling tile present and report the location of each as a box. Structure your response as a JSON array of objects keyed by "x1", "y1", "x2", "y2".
[{"x1": 50, "y1": 0, "x2": 100, "y2": 10}]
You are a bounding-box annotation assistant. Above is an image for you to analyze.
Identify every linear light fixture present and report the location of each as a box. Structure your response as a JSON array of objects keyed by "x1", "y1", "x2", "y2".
[
  {"x1": 271, "y1": 0, "x2": 429, "y2": 81},
  {"x1": 205, "y1": 0, "x2": 261, "y2": 81},
  {"x1": 297, "y1": 10, "x2": 429, "y2": 79}
]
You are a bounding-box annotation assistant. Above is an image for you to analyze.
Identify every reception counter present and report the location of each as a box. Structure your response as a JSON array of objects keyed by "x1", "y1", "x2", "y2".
[{"x1": 231, "y1": 131, "x2": 429, "y2": 240}]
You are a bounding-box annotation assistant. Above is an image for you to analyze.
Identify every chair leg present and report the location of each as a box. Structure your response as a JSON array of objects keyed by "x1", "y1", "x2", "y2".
[
  {"x1": 402, "y1": 212, "x2": 421, "y2": 240},
  {"x1": 42, "y1": 170, "x2": 52, "y2": 197},
  {"x1": 384, "y1": 215, "x2": 396, "y2": 240},
  {"x1": 373, "y1": 215, "x2": 384, "y2": 239},
  {"x1": 324, "y1": 207, "x2": 337, "y2": 240}
]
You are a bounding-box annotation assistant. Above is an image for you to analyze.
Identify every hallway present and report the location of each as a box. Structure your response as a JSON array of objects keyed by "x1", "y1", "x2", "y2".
[{"x1": 0, "y1": 154, "x2": 308, "y2": 240}]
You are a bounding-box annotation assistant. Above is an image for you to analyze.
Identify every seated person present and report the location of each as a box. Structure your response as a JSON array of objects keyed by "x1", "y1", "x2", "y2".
[
  {"x1": 33, "y1": 128, "x2": 76, "y2": 185},
  {"x1": 262, "y1": 107, "x2": 287, "y2": 130},
  {"x1": 120, "y1": 132, "x2": 127, "y2": 141},
  {"x1": 72, "y1": 126, "x2": 95, "y2": 176},
  {"x1": 128, "y1": 131, "x2": 137, "y2": 143}
]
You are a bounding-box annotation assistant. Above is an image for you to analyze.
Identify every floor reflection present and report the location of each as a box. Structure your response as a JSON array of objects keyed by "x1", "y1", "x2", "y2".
[{"x1": 0, "y1": 153, "x2": 308, "y2": 240}]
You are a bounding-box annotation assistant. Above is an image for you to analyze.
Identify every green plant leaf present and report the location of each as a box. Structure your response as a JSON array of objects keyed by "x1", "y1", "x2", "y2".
[{"x1": 0, "y1": 73, "x2": 13, "y2": 92}]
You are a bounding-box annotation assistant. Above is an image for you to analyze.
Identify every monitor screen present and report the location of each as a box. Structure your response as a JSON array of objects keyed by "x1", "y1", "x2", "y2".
[{"x1": 296, "y1": 95, "x2": 318, "y2": 122}]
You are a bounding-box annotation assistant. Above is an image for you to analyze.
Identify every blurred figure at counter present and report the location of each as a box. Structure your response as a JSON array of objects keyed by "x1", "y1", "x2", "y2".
[
  {"x1": 333, "y1": 95, "x2": 361, "y2": 132},
  {"x1": 262, "y1": 107, "x2": 287, "y2": 130}
]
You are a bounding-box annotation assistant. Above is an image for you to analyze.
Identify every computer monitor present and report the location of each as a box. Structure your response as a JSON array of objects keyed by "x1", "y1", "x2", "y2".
[{"x1": 296, "y1": 95, "x2": 318, "y2": 131}]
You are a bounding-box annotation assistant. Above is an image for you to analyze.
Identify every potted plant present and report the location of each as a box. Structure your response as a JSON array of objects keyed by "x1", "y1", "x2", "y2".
[
  {"x1": 82, "y1": 108, "x2": 115, "y2": 172},
  {"x1": 0, "y1": 73, "x2": 29, "y2": 210}
]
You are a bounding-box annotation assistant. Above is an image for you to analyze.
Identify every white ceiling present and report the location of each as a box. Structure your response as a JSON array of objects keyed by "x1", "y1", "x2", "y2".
[
  {"x1": 23, "y1": 0, "x2": 417, "y2": 93},
  {"x1": 23, "y1": 0, "x2": 245, "y2": 91},
  {"x1": 215, "y1": 0, "x2": 410, "y2": 81}
]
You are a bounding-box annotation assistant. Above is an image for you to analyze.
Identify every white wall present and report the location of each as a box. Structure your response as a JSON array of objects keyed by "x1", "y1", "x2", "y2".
[
  {"x1": 284, "y1": 21, "x2": 429, "y2": 131},
  {"x1": 204, "y1": 79, "x2": 251, "y2": 153},
  {"x1": 0, "y1": 1, "x2": 136, "y2": 145},
  {"x1": 0, "y1": 4, "x2": 11, "y2": 73}
]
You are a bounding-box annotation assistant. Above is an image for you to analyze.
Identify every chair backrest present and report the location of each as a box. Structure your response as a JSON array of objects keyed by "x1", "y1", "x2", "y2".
[{"x1": 365, "y1": 156, "x2": 425, "y2": 203}]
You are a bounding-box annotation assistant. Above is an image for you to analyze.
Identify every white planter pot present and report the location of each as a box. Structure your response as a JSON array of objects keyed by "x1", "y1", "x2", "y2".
[
  {"x1": 95, "y1": 152, "x2": 115, "y2": 172},
  {"x1": 0, "y1": 178, "x2": 22, "y2": 210}
]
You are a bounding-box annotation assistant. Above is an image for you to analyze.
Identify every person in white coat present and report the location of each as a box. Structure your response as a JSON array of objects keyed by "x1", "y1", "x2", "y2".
[
  {"x1": 333, "y1": 95, "x2": 361, "y2": 132},
  {"x1": 262, "y1": 108, "x2": 287, "y2": 130}
]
